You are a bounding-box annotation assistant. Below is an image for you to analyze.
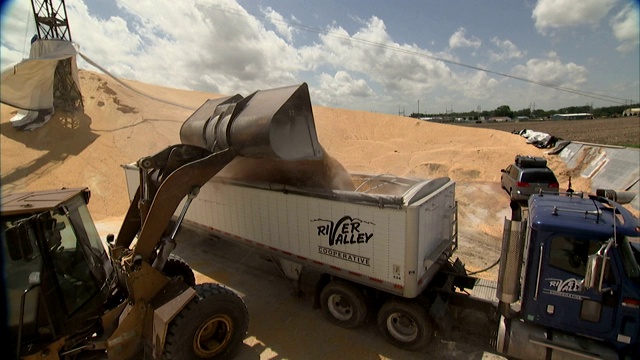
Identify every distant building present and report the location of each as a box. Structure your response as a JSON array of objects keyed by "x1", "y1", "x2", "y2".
[
  {"x1": 515, "y1": 116, "x2": 529, "y2": 122},
  {"x1": 488, "y1": 116, "x2": 511, "y2": 122},
  {"x1": 622, "y1": 108, "x2": 640, "y2": 116},
  {"x1": 419, "y1": 116, "x2": 453, "y2": 123},
  {"x1": 550, "y1": 113, "x2": 594, "y2": 120}
]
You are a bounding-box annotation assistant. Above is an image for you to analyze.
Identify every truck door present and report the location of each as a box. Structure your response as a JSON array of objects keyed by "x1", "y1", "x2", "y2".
[{"x1": 532, "y1": 235, "x2": 618, "y2": 337}]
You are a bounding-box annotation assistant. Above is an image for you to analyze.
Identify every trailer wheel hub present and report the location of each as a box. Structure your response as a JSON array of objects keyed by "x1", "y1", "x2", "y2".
[
  {"x1": 193, "y1": 314, "x2": 233, "y2": 357},
  {"x1": 327, "y1": 294, "x2": 353, "y2": 321},
  {"x1": 386, "y1": 312, "x2": 418, "y2": 342}
]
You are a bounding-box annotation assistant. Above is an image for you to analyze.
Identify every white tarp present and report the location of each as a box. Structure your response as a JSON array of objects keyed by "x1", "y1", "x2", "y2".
[{"x1": 1, "y1": 39, "x2": 80, "y2": 111}]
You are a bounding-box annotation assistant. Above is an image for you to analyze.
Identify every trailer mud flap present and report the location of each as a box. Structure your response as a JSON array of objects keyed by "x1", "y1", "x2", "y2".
[{"x1": 429, "y1": 294, "x2": 451, "y2": 334}]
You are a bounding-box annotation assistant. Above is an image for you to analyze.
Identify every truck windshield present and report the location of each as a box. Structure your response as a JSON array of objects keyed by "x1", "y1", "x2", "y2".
[{"x1": 620, "y1": 236, "x2": 640, "y2": 285}]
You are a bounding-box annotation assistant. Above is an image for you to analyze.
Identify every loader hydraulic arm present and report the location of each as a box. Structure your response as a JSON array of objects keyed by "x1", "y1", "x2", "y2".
[{"x1": 114, "y1": 144, "x2": 237, "y2": 261}]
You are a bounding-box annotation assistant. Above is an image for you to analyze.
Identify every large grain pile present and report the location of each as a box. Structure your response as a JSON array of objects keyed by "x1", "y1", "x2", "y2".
[{"x1": 1, "y1": 70, "x2": 583, "y2": 278}]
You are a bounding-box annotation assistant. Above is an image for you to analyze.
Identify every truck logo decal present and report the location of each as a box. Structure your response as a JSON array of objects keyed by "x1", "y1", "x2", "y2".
[
  {"x1": 311, "y1": 216, "x2": 374, "y2": 246},
  {"x1": 318, "y1": 246, "x2": 370, "y2": 266},
  {"x1": 542, "y1": 278, "x2": 588, "y2": 300}
]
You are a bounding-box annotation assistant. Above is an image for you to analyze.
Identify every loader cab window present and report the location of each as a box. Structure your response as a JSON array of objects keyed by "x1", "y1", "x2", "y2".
[
  {"x1": 549, "y1": 236, "x2": 605, "y2": 277},
  {"x1": 47, "y1": 212, "x2": 101, "y2": 315},
  {"x1": 2, "y1": 219, "x2": 43, "y2": 332}
]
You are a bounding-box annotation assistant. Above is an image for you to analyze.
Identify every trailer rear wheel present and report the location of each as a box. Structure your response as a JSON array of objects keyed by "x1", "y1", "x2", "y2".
[
  {"x1": 377, "y1": 299, "x2": 433, "y2": 350},
  {"x1": 320, "y1": 280, "x2": 368, "y2": 329},
  {"x1": 163, "y1": 283, "x2": 248, "y2": 359}
]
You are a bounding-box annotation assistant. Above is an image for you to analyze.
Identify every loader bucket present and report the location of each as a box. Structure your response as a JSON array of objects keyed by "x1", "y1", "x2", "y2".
[{"x1": 180, "y1": 83, "x2": 323, "y2": 161}]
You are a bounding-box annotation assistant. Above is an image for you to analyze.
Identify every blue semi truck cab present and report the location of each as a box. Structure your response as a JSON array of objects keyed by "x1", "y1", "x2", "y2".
[{"x1": 496, "y1": 191, "x2": 640, "y2": 359}]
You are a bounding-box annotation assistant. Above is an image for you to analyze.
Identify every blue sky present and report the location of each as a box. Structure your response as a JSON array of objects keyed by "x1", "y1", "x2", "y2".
[{"x1": 1, "y1": 0, "x2": 638, "y2": 114}]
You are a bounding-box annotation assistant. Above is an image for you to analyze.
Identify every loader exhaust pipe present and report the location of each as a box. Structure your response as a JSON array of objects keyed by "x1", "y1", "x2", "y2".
[{"x1": 180, "y1": 82, "x2": 323, "y2": 161}]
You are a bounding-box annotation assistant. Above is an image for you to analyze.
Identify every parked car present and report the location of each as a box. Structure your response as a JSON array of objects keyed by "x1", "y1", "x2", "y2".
[{"x1": 501, "y1": 155, "x2": 559, "y2": 201}]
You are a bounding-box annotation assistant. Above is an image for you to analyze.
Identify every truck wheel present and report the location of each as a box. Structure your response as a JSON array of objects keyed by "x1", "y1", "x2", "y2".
[
  {"x1": 162, "y1": 254, "x2": 196, "y2": 286},
  {"x1": 163, "y1": 283, "x2": 248, "y2": 359},
  {"x1": 320, "y1": 280, "x2": 368, "y2": 329},
  {"x1": 377, "y1": 299, "x2": 433, "y2": 350}
]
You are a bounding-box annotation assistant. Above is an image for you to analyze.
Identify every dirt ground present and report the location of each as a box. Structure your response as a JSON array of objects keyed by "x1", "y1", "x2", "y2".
[{"x1": 459, "y1": 116, "x2": 640, "y2": 147}]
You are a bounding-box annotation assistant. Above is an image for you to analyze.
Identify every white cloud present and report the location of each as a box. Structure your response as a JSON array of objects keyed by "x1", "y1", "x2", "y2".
[
  {"x1": 532, "y1": 0, "x2": 616, "y2": 33},
  {"x1": 0, "y1": 1, "x2": 36, "y2": 66},
  {"x1": 610, "y1": 4, "x2": 639, "y2": 53},
  {"x1": 314, "y1": 17, "x2": 451, "y2": 87},
  {"x1": 65, "y1": 0, "x2": 302, "y2": 95},
  {"x1": 261, "y1": 6, "x2": 297, "y2": 42},
  {"x1": 315, "y1": 71, "x2": 373, "y2": 100},
  {"x1": 488, "y1": 37, "x2": 524, "y2": 61},
  {"x1": 301, "y1": 15, "x2": 455, "y2": 109},
  {"x1": 448, "y1": 27, "x2": 481, "y2": 49},
  {"x1": 512, "y1": 55, "x2": 588, "y2": 87},
  {"x1": 453, "y1": 70, "x2": 499, "y2": 100},
  {"x1": 0, "y1": 46, "x2": 25, "y2": 69}
]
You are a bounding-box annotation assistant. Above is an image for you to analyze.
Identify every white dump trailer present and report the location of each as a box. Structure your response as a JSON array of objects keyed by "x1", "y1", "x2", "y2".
[
  {"x1": 124, "y1": 165, "x2": 463, "y2": 349},
  {"x1": 124, "y1": 168, "x2": 457, "y2": 295}
]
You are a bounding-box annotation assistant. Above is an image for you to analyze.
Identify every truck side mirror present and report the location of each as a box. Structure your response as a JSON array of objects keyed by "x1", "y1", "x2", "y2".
[
  {"x1": 582, "y1": 238, "x2": 614, "y2": 293},
  {"x1": 5, "y1": 224, "x2": 34, "y2": 261},
  {"x1": 582, "y1": 253, "x2": 610, "y2": 293}
]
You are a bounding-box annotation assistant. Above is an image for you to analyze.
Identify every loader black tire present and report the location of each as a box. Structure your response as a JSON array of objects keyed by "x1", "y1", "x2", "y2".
[
  {"x1": 320, "y1": 280, "x2": 368, "y2": 329},
  {"x1": 162, "y1": 254, "x2": 196, "y2": 286},
  {"x1": 377, "y1": 299, "x2": 433, "y2": 351},
  {"x1": 163, "y1": 283, "x2": 249, "y2": 360}
]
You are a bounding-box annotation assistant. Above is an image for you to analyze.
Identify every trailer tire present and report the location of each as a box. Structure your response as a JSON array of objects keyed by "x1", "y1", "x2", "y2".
[
  {"x1": 320, "y1": 280, "x2": 368, "y2": 329},
  {"x1": 377, "y1": 299, "x2": 433, "y2": 350},
  {"x1": 162, "y1": 254, "x2": 196, "y2": 286},
  {"x1": 163, "y1": 283, "x2": 249, "y2": 360}
]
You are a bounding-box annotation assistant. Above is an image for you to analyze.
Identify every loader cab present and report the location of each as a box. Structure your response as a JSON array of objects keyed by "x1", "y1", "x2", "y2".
[
  {"x1": 519, "y1": 193, "x2": 640, "y2": 355},
  {"x1": 2, "y1": 188, "x2": 115, "y2": 356}
]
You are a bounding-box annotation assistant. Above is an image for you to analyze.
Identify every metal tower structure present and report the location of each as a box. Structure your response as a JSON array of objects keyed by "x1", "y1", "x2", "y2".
[{"x1": 30, "y1": 0, "x2": 83, "y2": 111}]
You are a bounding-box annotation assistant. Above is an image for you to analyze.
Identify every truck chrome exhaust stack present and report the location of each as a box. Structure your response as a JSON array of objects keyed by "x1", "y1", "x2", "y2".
[
  {"x1": 180, "y1": 83, "x2": 323, "y2": 161},
  {"x1": 497, "y1": 208, "x2": 527, "y2": 316}
]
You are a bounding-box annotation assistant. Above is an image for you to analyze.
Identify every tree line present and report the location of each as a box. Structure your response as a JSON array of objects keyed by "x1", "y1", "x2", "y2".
[{"x1": 411, "y1": 102, "x2": 640, "y2": 120}]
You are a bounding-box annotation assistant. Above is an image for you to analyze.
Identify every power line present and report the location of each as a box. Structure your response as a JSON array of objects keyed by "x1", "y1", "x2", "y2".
[{"x1": 210, "y1": 3, "x2": 631, "y2": 105}]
